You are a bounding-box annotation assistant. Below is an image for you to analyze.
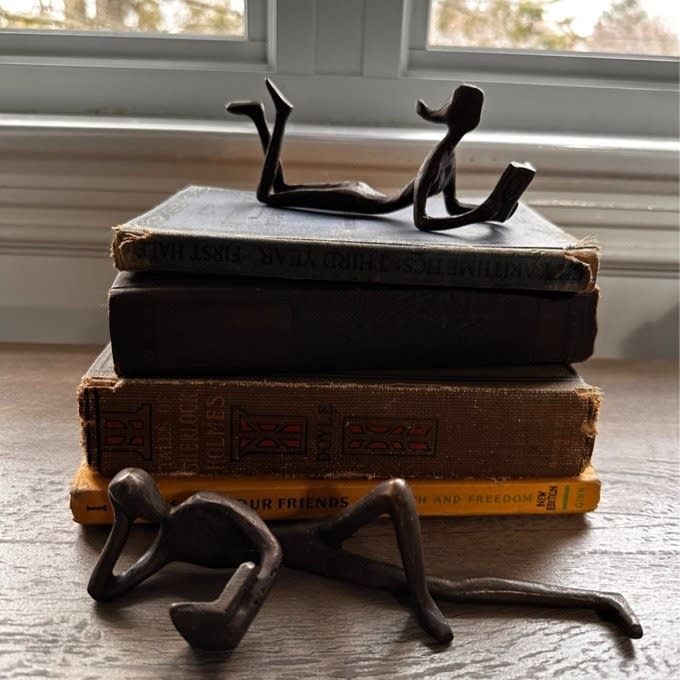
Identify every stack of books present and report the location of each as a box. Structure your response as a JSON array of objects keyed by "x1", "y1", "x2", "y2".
[{"x1": 70, "y1": 186, "x2": 603, "y2": 523}]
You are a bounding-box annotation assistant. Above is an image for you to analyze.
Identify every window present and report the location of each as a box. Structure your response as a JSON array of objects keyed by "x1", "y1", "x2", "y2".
[{"x1": 0, "y1": 0, "x2": 677, "y2": 134}]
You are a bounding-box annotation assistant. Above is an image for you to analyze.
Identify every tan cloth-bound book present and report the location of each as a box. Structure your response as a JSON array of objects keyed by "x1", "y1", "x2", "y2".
[{"x1": 79, "y1": 346, "x2": 600, "y2": 479}]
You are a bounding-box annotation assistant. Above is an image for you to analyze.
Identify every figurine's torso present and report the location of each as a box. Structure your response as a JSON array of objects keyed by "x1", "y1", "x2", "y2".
[{"x1": 160, "y1": 493, "x2": 260, "y2": 568}]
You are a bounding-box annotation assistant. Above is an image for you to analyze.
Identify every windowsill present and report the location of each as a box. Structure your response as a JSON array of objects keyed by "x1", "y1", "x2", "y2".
[
  {"x1": 0, "y1": 111, "x2": 677, "y2": 269},
  {"x1": 2, "y1": 111, "x2": 677, "y2": 148}
]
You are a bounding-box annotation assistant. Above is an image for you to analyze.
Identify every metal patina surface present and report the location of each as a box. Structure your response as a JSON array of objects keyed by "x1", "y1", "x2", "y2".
[
  {"x1": 227, "y1": 79, "x2": 535, "y2": 231},
  {"x1": 88, "y1": 468, "x2": 642, "y2": 651}
]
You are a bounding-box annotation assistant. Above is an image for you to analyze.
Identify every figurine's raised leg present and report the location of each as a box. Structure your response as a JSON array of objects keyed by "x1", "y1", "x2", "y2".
[
  {"x1": 87, "y1": 468, "x2": 171, "y2": 601},
  {"x1": 255, "y1": 79, "x2": 294, "y2": 203},
  {"x1": 316, "y1": 479, "x2": 453, "y2": 644},
  {"x1": 226, "y1": 100, "x2": 287, "y2": 192},
  {"x1": 168, "y1": 495, "x2": 283, "y2": 651}
]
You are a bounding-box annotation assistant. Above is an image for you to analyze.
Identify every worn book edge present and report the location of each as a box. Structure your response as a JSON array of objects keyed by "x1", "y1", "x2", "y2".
[{"x1": 69, "y1": 460, "x2": 601, "y2": 524}]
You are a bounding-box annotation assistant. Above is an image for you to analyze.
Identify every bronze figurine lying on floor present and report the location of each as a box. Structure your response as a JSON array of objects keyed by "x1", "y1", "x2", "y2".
[
  {"x1": 87, "y1": 468, "x2": 643, "y2": 651},
  {"x1": 227, "y1": 79, "x2": 536, "y2": 231}
]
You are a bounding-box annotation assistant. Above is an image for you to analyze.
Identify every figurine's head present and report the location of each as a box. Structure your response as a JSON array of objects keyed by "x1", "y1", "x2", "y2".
[
  {"x1": 108, "y1": 467, "x2": 170, "y2": 522},
  {"x1": 416, "y1": 84, "x2": 483, "y2": 133}
]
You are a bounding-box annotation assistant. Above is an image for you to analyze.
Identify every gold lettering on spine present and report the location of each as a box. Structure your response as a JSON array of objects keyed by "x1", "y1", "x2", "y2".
[
  {"x1": 178, "y1": 393, "x2": 199, "y2": 470},
  {"x1": 156, "y1": 400, "x2": 173, "y2": 464},
  {"x1": 205, "y1": 395, "x2": 227, "y2": 470}
]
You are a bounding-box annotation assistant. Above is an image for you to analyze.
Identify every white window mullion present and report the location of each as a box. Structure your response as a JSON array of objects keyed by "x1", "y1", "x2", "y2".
[
  {"x1": 361, "y1": 0, "x2": 410, "y2": 78},
  {"x1": 274, "y1": 0, "x2": 316, "y2": 74},
  {"x1": 407, "y1": 0, "x2": 430, "y2": 52}
]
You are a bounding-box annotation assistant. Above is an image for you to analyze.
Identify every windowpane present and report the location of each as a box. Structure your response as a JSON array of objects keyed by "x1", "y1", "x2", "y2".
[
  {"x1": 0, "y1": 0, "x2": 245, "y2": 37},
  {"x1": 428, "y1": 0, "x2": 679, "y2": 57}
]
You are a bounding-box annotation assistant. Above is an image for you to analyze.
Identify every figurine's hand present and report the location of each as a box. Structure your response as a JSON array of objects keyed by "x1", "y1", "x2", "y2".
[{"x1": 108, "y1": 467, "x2": 169, "y2": 523}]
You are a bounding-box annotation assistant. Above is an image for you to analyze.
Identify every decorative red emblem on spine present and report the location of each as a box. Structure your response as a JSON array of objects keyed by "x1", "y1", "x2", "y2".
[
  {"x1": 231, "y1": 408, "x2": 308, "y2": 460},
  {"x1": 99, "y1": 405, "x2": 152, "y2": 460},
  {"x1": 342, "y1": 418, "x2": 437, "y2": 456}
]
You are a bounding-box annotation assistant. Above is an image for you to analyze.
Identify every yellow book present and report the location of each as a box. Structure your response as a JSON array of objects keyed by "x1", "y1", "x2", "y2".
[{"x1": 70, "y1": 460, "x2": 600, "y2": 524}]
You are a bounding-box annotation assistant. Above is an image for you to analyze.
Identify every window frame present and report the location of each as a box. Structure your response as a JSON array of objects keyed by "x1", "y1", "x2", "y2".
[
  {"x1": 408, "y1": 0, "x2": 679, "y2": 82},
  {"x1": 0, "y1": 0, "x2": 268, "y2": 62}
]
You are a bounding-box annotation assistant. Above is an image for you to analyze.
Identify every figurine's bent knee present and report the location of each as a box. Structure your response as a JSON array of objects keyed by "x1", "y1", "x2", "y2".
[{"x1": 378, "y1": 478, "x2": 414, "y2": 508}]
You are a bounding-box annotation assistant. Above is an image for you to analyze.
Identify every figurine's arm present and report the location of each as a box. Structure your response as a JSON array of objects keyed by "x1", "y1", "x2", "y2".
[
  {"x1": 87, "y1": 468, "x2": 170, "y2": 601},
  {"x1": 415, "y1": 161, "x2": 536, "y2": 231},
  {"x1": 317, "y1": 478, "x2": 452, "y2": 644},
  {"x1": 442, "y1": 167, "x2": 477, "y2": 215}
]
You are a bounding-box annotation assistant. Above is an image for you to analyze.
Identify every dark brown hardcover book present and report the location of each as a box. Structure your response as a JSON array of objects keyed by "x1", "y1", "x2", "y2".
[
  {"x1": 109, "y1": 272, "x2": 598, "y2": 377},
  {"x1": 79, "y1": 345, "x2": 600, "y2": 479},
  {"x1": 112, "y1": 186, "x2": 599, "y2": 293}
]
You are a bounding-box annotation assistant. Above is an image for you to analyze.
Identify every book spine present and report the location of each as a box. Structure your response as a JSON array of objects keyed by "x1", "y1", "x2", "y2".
[
  {"x1": 79, "y1": 374, "x2": 600, "y2": 478},
  {"x1": 70, "y1": 474, "x2": 600, "y2": 525},
  {"x1": 112, "y1": 231, "x2": 597, "y2": 293},
  {"x1": 108, "y1": 280, "x2": 598, "y2": 375}
]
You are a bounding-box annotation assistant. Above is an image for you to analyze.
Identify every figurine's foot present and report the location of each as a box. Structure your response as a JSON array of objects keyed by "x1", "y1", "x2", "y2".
[
  {"x1": 488, "y1": 162, "x2": 536, "y2": 222},
  {"x1": 265, "y1": 78, "x2": 294, "y2": 117},
  {"x1": 226, "y1": 100, "x2": 266, "y2": 119},
  {"x1": 170, "y1": 561, "x2": 261, "y2": 650},
  {"x1": 597, "y1": 592, "x2": 644, "y2": 639},
  {"x1": 170, "y1": 601, "x2": 246, "y2": 651}
]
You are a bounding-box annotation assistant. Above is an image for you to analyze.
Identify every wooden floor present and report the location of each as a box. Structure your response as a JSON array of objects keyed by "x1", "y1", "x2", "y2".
[{"x1": 1, "y1": 345, "x2": 678, "y2": 679}]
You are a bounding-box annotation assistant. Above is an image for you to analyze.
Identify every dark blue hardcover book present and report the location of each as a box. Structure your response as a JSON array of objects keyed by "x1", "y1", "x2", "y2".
[{"x1": 112, "y1": 186, "x2": 598, "y2": 293}]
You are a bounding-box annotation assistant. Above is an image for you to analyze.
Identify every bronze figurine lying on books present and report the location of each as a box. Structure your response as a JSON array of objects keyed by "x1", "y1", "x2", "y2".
[
  {"x1": 227, "y1": 79, "x2": 536, "y2": 230},
  {"x1": 88, "y1": 468, "x2": 643, "y2": 651}
]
